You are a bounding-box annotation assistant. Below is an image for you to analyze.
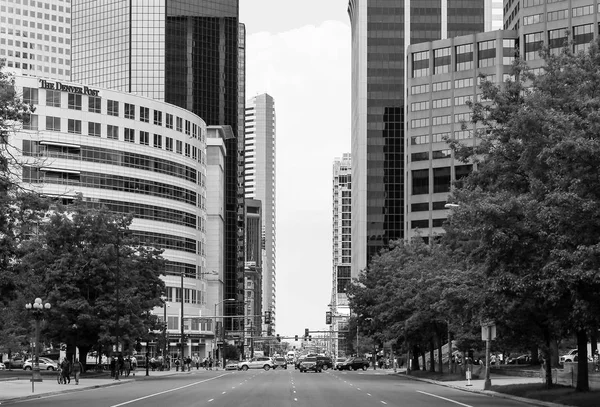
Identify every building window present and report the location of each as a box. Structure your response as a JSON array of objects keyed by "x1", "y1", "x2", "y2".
[
  {"x1": 411, "y1": 219, "x2": 429, "y2": 229},
  {"x1": 176, "y1": 140, "x2": 183, "y2": 154},
  {"x1": 411, "y1": 84, "x2": 430, "y2": 95},
  {"x1": 107, "y1": 100, "x2": 119, "y2": 117},
  {"x1": 88, "y1": 96, "x2": 101, "y2": 113},
  {"x1": 524, "y1": 13, "x2": 544, "y2": 25},
  {"x1": 432, "y1": 98, "x2": 451, "y2": 109},
  {"x1": 124, "y1": 103, "x2": 135, "y2": 120},
  {"x1": 572, "y1": 5, "x2": 594, "y2": 17},
  {"x1": 166, "y1": 113, "x2": 173, "y2": 129},
  {"x1": 88, "y1": 122, "x2": 101, "y2": 137},
  {"x1": 432, "y1": 132, "x2": 450, "y2": 143},
  {"x1": 411, "y1": 152, "x2": 429, "y2": 162},
  {"x1": 434, "y1": 47, "x2": 451, "y2": 75},
  {"x1": 454, "y1": 130, "x2": 473, "y2": 140},
  {"x1": 153, "y1": 134, "x2": 162, "y2": 148},
  {"x1": 523, "y1": 0, "x2": 544, "y2": 7},
  {"x1": 412, "y1": 50, "x2": 430, "y2": 78},
  {"x1": 140, "y1": 106, "x2": 149, "y2": 123},
  {"x1": 433, "y1": 167, "x2": 451, "y2": 193},
  {"x1": 176, "y1": 117, "x2": 183, "y2": 132},
  {"x1": 455, "y1": 112, "x2": 471, "y2": 123},
  {"x1": 45, "y1": 117, "x2": 60, "y2": 131},
  {"x1": 68, "y1": 119, "x2": 81, "y2": 134},
  {"x1": 23, "y1": 114, "x2": 38, "y2": 130},
  {"x1": 46, "y1": 89, "x2": 61, "y2": 107},
  {"x1": 140, "y1": 131, "x2": 149, "y2": 146},
  {"x1": 154, "y1": 110, "x2": 162, "y2": 126},
  {"x1": 502, "y1": 39, "x2": 516, "y2": 65},
  {"x1": 165, "y1": 137, "x2": 173, "y2": 151},
  {"x1": 432, "y1": 149, "x2": 451, "y2": 159},
  {"x1": 68, "y1": 93, "x2": 82, "y2": 110},
  {"x1": 411, "y1": 135, "x2": 430, "y2": 145},
  {"x1": 185, "y1": 143, "x2": 190, "y2": 157},
  {"x1": 548, "y1": 29, "x2": 568, "y2": 55},
  {"x1": 524, "y1": 32, "x2": 543, "y2": 60},
  {"x1": 455, "y1": 165, "x2": 473, "y2": 181},
  {"x1": 455, "y1": 44, "x2": 473, "y2": 71},
  {"x1": 546, "y1": 9, "x2": 568, "y2": 23},
  {"x1": 478, "y1": 40, "x2": 496, "y2": 68},
  {"x1": 411, "y1": 118, "x2": 430, "y2": 129},
  {"x1": 573, "y1": 24, "x2": 593, "y2": 53},
  {"x1": 107, "y1": 125, "x2": 119, "y2": 140},
  {"x1": 454, "y1": 95, "x2": 472, "y2": 106},
  {"x1": 124, "y1": 128, "x2": 135, "y2": 143},
  {"x1": 412, "y1": 169, "x2": 429, "y2": 195},
  {"x1": 432, "y1": 81, "x2": 450, "y2": 92},
  {"x1": 455, "y1": 78, "x2": 473, "y2": 89},
  {"x1": 411, "y1": 203, "x2": 429, "y2": 212},
  {"x1": 185, "y1": 120, "x2": 191, "y2": 135},
  {"x1": 432, "y1": 115, "x2": 451, "y2": 126},
  {"x1": 23, "y1": 87, "x2": 38, "y2": 105},
  {"x1": 411, "y1": 101, "x2": 430, "y2": 112}
]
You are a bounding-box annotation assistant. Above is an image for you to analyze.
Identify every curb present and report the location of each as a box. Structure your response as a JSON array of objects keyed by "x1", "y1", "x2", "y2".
[{"x1": 399, "y1": 373, "x2": 574, "y2": 407}]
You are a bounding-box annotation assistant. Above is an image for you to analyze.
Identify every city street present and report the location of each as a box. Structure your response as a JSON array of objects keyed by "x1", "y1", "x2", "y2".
[{"x1": 2, "y1": 369, "x2": 536, "y2": 407}]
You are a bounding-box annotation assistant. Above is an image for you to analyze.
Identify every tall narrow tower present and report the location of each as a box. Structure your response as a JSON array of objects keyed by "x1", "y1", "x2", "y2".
[{"x1": 244, "y1": 94, "x2": 276, "y2": 332}]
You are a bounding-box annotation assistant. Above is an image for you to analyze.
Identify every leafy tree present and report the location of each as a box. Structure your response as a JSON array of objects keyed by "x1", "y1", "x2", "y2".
[
  {"x1": 445, "y1": 39, "x2": 600, "y2": 391},
  {"x1": 11, "y1": 197, "x2": 165, "y2": 363}
]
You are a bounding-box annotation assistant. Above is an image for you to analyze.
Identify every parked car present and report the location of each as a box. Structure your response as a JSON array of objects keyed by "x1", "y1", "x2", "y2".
[
  {"x1": 334, "y1": 357, "x2": 347, "y2": 370},
  {"x1": 273, "y1": 357, "x2": 287, "y2": 369},
  {"x1": 507, "y1": 354, "x2": 530, "y2": 365},
  {"x1": 237, "y1": 356, "x2": 274, "y2": 371},
  {"x1": 298, "y1": 357, "x2": 322, "y2": 373},
  {"x1": 294, "y1": 355, "x2": 307, "y2": 369},
  {"x1": 0, "y1": 362, "x2": 5, "y2": 370},
  {"x1": 5, "y1": 356, "x2": 24, "y2": 369},
  {"x1": 560, "y1": 349, "x2": 578, "y2": 363},
  {"x1": 337, "y1": 357, "x2": 370, "y2": 371},
  {"x1": 225, "y1": 361, "x2": 239, "y2": 371},
  {"x1": 23, "y1": 357, "x2": 58, "y2": 371}
]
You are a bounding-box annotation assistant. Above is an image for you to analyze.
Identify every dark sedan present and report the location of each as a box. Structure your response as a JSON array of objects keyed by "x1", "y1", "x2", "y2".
[{"x1": 337, "y1": 357, "x2": 370, "y2": 371}]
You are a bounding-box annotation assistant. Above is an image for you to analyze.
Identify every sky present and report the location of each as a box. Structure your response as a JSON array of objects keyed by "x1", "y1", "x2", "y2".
[{"x1": 240, "y1": 0, "x2": 351, "y2": 338}]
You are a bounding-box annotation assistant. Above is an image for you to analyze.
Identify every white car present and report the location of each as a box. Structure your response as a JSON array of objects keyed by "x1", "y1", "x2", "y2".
[
  {"x1": 237, "y1": 356, "x2": 274, "y2": 371},
  {"x1": 560, "y1": 349, "x2": 578, "y2": 363},
  {"x1": 0, "y1": 362, "x2": 5, "y2": 370},
  {"x1": 23, "y1": 357, "x2": 58, "y2": 371}
]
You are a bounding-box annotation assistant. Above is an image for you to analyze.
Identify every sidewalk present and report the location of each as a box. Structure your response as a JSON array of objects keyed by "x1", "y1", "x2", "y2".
[{"x1": 0, "y1": 368, "x2": 207, "y2": 404}]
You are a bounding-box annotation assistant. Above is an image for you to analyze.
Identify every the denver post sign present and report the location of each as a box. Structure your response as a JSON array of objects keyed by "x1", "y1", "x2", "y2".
[{"x1": 39, "y1": 79, "x2": 100, "y2": 96}]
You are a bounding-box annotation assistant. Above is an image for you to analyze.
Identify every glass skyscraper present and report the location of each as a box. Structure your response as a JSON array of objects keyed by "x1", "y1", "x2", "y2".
[
  {"x1": 72, "y1": 0, "x2": 245, "y2": 331},
  {"x1": 348, "y1": 0, "x2": 493, "y2": 278}
]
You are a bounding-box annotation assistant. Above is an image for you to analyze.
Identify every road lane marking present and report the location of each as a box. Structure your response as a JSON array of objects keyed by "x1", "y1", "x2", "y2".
[
  {"x1": 357, "y1": 388, "x2": 361, "y2": 390},
  {"x1": 294, "y1": 398, "x2": 298, "y2": 402},
  {"x1": 222, "y1": 391, "x2": 226, "y2": 394},
  {"x1": 110, "y1": 374, "x2": 230, "y2": 407},
  {"x1": 381, "y1": 402, "x2": 387, "y2": 405},
  {"x1": 417, "y1": 391, "x2": 474, "y2": 407},
  {"x1": 208, "y1": 399, "x2": 214, "y2": 403},
  {"x1": 367, "y1": 393, "x2": 372, "y2": 396}
]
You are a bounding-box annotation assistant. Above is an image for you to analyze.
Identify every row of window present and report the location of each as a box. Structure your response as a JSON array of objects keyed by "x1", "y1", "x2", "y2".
[
  {"x1": 163, "y1": 289, "x2": 207, "y2": 308},
  {"x1": 411, "y1": 130, "x2": 474, "y2": 145},
  {"x1": 411, "y1": 113, "x2": 473, "y2": 129},
  {"x1": 525, "y1": 24, "x2": 596, "y2": 60},
  {"x1": 412, "y1": 40, "x2": 516, "y2": 77},
  {"x1": 22, "y1": 87, "x2": 203, "y2": 140},
  {"x1": 411, "y1": 149, "x2": 452, "y2": 162},
  {"x1": 23, "y1": 114, "x2": 204, "y2": 163},
  {"x1": 411, "y1": 201, "x2": 453, "y2": 212}
]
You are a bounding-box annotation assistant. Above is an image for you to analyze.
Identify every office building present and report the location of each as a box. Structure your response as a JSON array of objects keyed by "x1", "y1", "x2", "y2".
[
  {"x1": 244, "y1": 198, "x2": 263, "y2": 357},
  {"x1": 10, "y1": 75, "x2": 210, "y2": 359},
  {"x1": 70, "y1": 0, "x2": 246, "y2": 336},
  {"x1": 0, "y1": 0, "x2": 72, "y2": 81},
  {"x1": 405, "y1": 0, "x2": 600, "y2": 240},
  {"x1": 348, "y1": 0, "x2": 497, "y2": 278},
  {"x1": 331, "y1": 153, "x2": 352, "y2": 357},
  {"x1": 244, "y1": 93, "x2": 276, "y2": 332}
]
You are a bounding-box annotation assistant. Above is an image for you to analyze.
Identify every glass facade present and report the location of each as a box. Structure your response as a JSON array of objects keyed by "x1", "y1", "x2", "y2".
[
  {"x1": 71, "y1": 0, "x2": 244, "y2": 332},
  {"x1": 350, "y1": 0, "x2": 486, "y2": 271}
]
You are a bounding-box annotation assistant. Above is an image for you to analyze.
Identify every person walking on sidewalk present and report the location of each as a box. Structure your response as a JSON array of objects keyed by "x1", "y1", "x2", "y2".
[
  {"x1": 72, "y1": 358, "x2": 83, "y2": 385},
  {"x1": 60, "y1": 358, "x2": 71, "y2": 384}
]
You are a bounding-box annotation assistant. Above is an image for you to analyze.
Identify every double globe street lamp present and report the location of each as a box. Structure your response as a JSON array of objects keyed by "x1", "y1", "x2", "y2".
[{"x1": 25, "y1": 298, "x2": 51, "y2": 392}]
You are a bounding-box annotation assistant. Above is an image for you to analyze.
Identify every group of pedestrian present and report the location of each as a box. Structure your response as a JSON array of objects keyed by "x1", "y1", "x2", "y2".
[
  {"x1": 110, "y1": 354, "x2": 137, "y2": 380},
  {"x1": 59, "y1": 357, "x2": 84, "y2": 385}
]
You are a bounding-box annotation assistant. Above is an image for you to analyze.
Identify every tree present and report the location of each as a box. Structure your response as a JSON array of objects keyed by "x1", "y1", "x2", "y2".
[
  {"x1": 11, "y1": 197, "x2": 166, "y2": 363},
  {"x1": 445, "y1": 39, "x2": 600, "y2": 391}
]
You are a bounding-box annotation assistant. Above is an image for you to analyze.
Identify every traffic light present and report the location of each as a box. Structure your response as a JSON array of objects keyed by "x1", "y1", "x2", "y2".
[
  {"x1": 265, "y1": 310, "x2": 272, "y2": 324},
  {"x1": 295, "y1": 335, "x2": 298, "y2": 341},
  {"x1": 267, "y1": 326, "x2": 272, "y2": 336},
  {"x1": 309, "y1": 335, "x2": 312, "y2": 342},
  {"x1": 276, "y1": 334, "x2": 281, "y2": 343},
  {"x1": 304, "y1": 328, "x2": 309, "y2": 337},
  {"x1": 326, "y1": 311, "x2": 332, "y2": 325}
]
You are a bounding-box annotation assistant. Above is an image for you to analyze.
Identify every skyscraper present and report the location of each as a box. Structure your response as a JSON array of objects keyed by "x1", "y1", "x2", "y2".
[
  {"x1": 71, "y1": 0, "x2": 245, "y2": 330},
  {"x1": 348, "y1": 0, "x2": 496, "y2": 278},
  {"x1": 331, "y1": 153, "x2": 352, "y2": 356},
  {"x1": 244, "y1": 93, "x2": 276, "y2": 332}
]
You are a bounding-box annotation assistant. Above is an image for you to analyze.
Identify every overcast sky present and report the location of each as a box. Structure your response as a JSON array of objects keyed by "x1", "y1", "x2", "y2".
[{"x1": 240, "y1": 0, "x2": 351, "y2": 339}]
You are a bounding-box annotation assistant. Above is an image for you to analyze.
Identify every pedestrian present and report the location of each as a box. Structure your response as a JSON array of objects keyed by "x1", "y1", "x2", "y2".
[
  {"x1": 194, "y1": 354, "x2": 200, "y2": 370},
  {"x1": 72, "y1": 358, "x2": 83, "y2": 385},
  {"x1": 131, "y1": 355, "x2": 137, "y2": 376},
  {"x1": 115, "y1": 354, "x2": 124, "y2": 381},
  {"x1": 110, "y1": 356, "x2": 116, "y2": 378},
  {"x1": 124, "y1": 357, "x2": 131, "y2": 377},
  {"x1": 60, "y1": 358, "x2": 71, "y2": 384},
  {"x1": 208, "y1": 357, "x2": 213, "y2": 370},
  {"x1": 175, "y1": 357, "x2": 180, "y2": 371}
]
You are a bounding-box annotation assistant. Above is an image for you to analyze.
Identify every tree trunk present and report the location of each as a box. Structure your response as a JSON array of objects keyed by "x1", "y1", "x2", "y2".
[
  {"x1": 437, "y1": 332, "x2": 444, "y2": 374},
  {"x1": 78, "y1": 345, "x2": 91, "y2": 372},
  {"x1": 576, "y1": 329, "x2": 590, "y2": 392},
  {"x1": 429, "y1": 339, "x2": 435, "y2": 372},
  {"x1": 551, "y1": 339, "x2": 560, "y2": 368},
  {"x1": 530, "y1": 344, "x2": 539, "y2": 365},
  {"x1": 591, "y1": 328, "x2": 598, "y2": 357},
  {"x1": 412, "y1": 345, "x2": 420, "y2": 371}
]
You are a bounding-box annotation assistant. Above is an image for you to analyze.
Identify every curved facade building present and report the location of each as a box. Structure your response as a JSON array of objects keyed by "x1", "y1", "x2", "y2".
[{"x1": 11, "y1": 75, "x2": 214, "y2": 359}]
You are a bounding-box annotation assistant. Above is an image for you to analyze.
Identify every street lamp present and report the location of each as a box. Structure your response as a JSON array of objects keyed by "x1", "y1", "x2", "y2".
[
  {"x1": 161, "y1": 296, "x2": 169, "y2": 369},
  {"x1": 25, "y1": 298, "x2": 51, "y2": 392}
]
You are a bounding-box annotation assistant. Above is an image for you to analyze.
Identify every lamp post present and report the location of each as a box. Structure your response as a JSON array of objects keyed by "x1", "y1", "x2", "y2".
[
  {"x1": 161, "y1": 296, "x2": 169, "y2": 369},
  {"x1": 25, "y1": 298, "x2": 51, "y2": 393}
]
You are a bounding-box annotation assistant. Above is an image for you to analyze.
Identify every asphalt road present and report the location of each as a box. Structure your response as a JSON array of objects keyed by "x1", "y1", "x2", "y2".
[{"x1": 10, "y1": 368, "x2": 534, "y2": 407}]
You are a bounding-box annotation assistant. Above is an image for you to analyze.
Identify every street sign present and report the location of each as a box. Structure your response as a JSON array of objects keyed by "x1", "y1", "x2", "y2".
[{"x1": 481, "y1": 324, "x2": 496, "y2": 341}]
